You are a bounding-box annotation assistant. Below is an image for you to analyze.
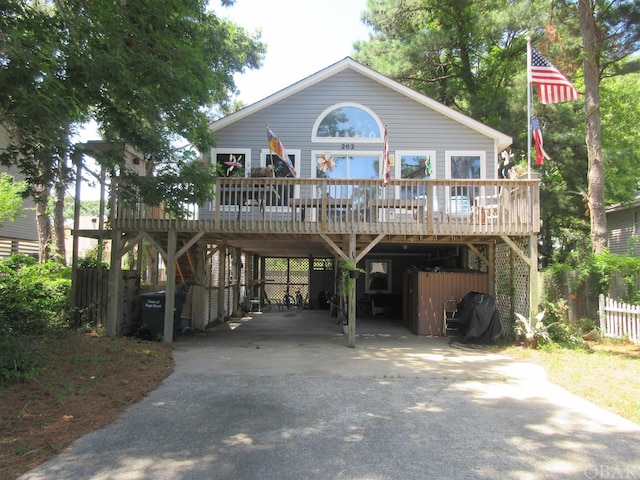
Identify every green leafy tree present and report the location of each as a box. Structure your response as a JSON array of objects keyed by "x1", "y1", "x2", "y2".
[
  {"x1": 572, "y1": 0, "x2": 640, "y2": 252},
  {"x1": 355, "y1": 0, "x2": 640, "y2": 264},
  {"x1": 354, "y1": 0, "x2": 533, "y2": 135},
  {"x1": 600, "y1": 71, "x2": 640, "y2": 204},
  {"x1": 62, "y1": 197, "x2": 103, "y2": 220},
  {"x1": 0, "y1": 0, "x2": 265, "y2": 259},
  {"x1": 0, "y1": 172, "x2": 26, "y2": 228}
]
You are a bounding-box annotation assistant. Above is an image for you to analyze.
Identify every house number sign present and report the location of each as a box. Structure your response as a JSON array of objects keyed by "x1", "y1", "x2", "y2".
[{"x1": 341, "y1": 144, "x2": 355, "y2": 150}]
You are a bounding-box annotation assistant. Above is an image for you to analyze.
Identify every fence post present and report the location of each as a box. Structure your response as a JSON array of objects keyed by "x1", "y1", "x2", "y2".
[{"x1": 598, "y1": 294, "x2": 605, "y2": 333}]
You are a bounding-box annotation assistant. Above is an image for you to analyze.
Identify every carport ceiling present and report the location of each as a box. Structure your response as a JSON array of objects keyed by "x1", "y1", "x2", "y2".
[{"x1": 227, "y1": 238, "x2": 463, "y2": 258}]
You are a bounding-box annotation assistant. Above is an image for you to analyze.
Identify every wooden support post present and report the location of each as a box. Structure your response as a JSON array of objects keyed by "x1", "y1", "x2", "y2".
[
  {"x1": 529, "y1": 234, "x2": 539, "y2": 318},
  {"x1": 163, "y1": 229, "x2": 177, "y2": 343},
  {"x1": 232, "y1": 247, "x2": 242, "y2": 316},
  {"x1": 218, "y1": 243, "x2": 227, "y2": 322},
  {"x1": 190, "y1": 241, "x2": 206, "y2": 331},
  {"x1": 509, "y1": 246, "x2": 515, "y2": 322},
  {"x1": 347, "y1": 234, "x2": 356, "y2": 348},
  {"x1": 70, "y1": 160, "x2": 82, "y2": 326},
  {"x1": 488, "y1": 242, "x2": 495, "y2": 297},
  {"x1": 106, "y1": 174, "x2": 121, "y2": 338},
  {"x1": 106, "y1": 234, "x2": 122, "y2": 337}
]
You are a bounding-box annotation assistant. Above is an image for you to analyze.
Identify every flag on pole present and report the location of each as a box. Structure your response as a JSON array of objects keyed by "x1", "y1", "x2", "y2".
[
  {"x1": 266, "y1": 125, "x2": 296, "y2": 176},
  {"x1": 382, "y1": 124, "x2": 392, "y2": 184},
  {"x1": 532, "y1": 116, "x2": 550, "y2": 165},
  {"x1": 530, "y1": 48, "x2": 580, "y2": 105}
]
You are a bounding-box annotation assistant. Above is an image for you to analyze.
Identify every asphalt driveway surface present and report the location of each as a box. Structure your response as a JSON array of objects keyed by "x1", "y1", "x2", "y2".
[{"x1": 20, "y1": 310, "x2": 640, "y2": 480}]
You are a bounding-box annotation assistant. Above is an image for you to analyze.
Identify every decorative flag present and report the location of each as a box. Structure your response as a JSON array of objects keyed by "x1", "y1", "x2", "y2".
[
  {"x1": 266, "y1": 125, "x2": 296, "y2": 176},
  {"x1": 532, "y1": 116, "x2": 550, "y2": 165},
  {"x1": 530, "y1": 48, "x2": 580, "y2": 105},
  {"x1": 383, "y1": 124, "x2": 391, "y2": 184}
]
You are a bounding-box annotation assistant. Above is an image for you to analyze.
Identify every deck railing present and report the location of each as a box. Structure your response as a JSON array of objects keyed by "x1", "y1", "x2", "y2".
[{"x1": 115, "y1": 178, "x2": 540, "y2": 236}]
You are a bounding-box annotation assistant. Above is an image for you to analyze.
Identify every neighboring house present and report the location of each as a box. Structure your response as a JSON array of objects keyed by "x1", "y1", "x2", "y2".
[
  {"x1": 606, "y1": 192, "x2": 640, "y2": 256},
  {"x1": 64, "y1": 216, "x2": 105, "y2": 264},
  {"x1": 75, "y1": 57, "x2": 540, "y2": 344},
  {"x1": 0, "y1": 125, "x2": 39, "y2": 259}
]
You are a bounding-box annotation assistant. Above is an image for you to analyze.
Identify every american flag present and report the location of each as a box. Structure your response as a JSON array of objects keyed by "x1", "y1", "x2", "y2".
[
  {"x1": 532, "y1": 116, "x2": 550, "y2": 165},
  {"x1": 530, "y1": 48, "x2": 579, "y2": 105}
]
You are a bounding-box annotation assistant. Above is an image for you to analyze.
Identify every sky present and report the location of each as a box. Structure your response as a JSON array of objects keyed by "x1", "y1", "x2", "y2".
[{"x1": 213, "y1": 0, "x2": 371, "y2": 105}]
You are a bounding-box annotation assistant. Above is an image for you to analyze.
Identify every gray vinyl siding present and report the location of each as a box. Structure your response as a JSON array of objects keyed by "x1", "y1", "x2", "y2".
[
  {"x1": 212, "y1": 69, "x2": 498, "y2": 180},
  {"x1": 607, "y1": 208, "x2": 640, "y2": 256},
  {"x1": 0, "y1": 125, "x2": 39, "y2": 243}
]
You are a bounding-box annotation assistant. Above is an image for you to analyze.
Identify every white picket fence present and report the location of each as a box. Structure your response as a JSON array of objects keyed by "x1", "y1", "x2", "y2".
[{"x1": 598, "y1": 295, "x2": 640, "y2": 343}]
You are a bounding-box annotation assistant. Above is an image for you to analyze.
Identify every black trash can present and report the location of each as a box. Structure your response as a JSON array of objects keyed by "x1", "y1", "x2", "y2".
[{"x1": 139, "y1": 291, "x2": 186, "y2": 340}]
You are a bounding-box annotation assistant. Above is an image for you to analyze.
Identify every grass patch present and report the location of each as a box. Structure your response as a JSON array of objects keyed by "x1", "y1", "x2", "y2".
[
  {"x1": 0, "y1": 332, "x2": 173, "y2": 480},
  {"x1": 498, "y1": 338, "x2": 640, "y2": 424}
]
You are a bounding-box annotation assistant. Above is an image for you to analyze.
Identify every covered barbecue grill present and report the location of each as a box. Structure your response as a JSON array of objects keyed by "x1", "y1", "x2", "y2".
[{"x1": 451, "y1": 291, "x2": 502, "y2": 344}]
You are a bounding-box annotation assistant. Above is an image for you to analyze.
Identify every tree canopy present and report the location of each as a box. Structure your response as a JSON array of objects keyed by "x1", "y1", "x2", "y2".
[
  {"x1": 0, "y1": 172, "x2": 26, "y2": 228},
  {"x1": 0, "y1": 0, "x2": 265, "y2": 209},
  {"x1": 354, "y1": 0, "x2": 640, "y2": 265},
  {"x1": 0, "y1": 0, "x2": 265, "y2": 259}
]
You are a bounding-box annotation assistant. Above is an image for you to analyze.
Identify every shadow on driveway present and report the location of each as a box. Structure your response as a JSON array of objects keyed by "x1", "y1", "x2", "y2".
[{"x1": 21, "y1": 309, "x2": 640, "y2": 480}]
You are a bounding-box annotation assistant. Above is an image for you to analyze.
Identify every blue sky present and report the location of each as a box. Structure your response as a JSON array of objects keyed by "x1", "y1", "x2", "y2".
[{"x1": 215, "y1": 0, "x2": 371, "y2": 105}]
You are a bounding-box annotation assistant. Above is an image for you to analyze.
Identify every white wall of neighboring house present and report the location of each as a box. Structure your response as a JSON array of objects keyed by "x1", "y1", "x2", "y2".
[{"x1": 64, "y1": 216, "x2": 106, "y2": 264}]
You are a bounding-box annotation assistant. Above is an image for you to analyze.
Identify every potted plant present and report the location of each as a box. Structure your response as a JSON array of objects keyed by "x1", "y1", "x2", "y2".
[
  {"x1": 339, "y1": 260, "x2": 365, "y2": 295},
  {"x1": 249, "y1": 166, "x2": 273, "y2": 177}
]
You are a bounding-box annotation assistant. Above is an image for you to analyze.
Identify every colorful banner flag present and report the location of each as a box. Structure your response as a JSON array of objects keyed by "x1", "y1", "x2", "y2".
[
  {"x1": 383, "y1": 124, "x2": 391, "y2": 184},
  {"x1": 530, "y1": 48, "x2": 580, "y2": 105},
  {"x1": 266, "y1": 126, "x2": 296, "y2": 176},
  {"x1": 532, "y1": 116, "x2": 550, "y2": 165}
]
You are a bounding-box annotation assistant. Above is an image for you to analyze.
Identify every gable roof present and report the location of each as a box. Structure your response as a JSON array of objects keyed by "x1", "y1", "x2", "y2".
[
  {"x1": 211, "y1": 57, "x2": 512, "y2": 150},
  {"x1": 606, "y1": 191, "x2": 640, "y2": 213}
]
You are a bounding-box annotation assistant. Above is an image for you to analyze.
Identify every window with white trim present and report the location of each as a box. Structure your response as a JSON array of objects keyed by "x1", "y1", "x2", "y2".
[
  {"x1": 259, "y1": 149, "x2": 301, "y2": 205},
  {"x1": 259, "y1": 149, "x2": 300, "y2": 179},
  {"x1": 444, "y1": 151, "x2": 486, "y2": 214},
  {"x1": 211, "y1": 148, "x2": 251, "y2": 177},
  {"x1": 312, "y1": 103, "x2": 384, "y2": 143},
  {"x1": 365, "y1": 259, "x2": 392, "y2": 294},
  {"x1": 396, "y1": 150, "x2": 436, "y2": 200}
]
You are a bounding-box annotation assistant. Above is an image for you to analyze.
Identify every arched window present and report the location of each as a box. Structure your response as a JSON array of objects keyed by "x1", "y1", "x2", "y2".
[{"x1": 312, "y1": 103, "x2": 383, "y2": 142}]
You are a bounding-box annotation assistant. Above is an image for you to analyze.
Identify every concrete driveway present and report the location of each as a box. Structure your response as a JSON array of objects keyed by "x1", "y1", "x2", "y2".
[{"x1": 20, "y1": 309, "x2": 640, "y2": 480}]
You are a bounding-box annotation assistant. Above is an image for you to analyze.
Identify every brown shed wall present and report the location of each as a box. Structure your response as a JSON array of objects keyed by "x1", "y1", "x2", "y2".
[{"x1": 404, "y1": 271, "x2": 489, "y2": 336}]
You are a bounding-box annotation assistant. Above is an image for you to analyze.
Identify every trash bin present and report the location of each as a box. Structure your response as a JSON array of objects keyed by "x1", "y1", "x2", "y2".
[{"x1": 139, "y1": 291, "x2": 186, "y2": 340}]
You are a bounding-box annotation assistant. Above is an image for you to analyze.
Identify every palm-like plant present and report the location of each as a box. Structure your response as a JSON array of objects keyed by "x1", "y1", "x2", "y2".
[{"x1": 514, "y1": 311, "x2": 557, "y2": 349}]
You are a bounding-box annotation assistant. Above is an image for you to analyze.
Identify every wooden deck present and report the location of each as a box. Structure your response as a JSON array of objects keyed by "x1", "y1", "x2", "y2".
[{"x1": 113, "y1": 178, "x2": 540, "y2": 241}]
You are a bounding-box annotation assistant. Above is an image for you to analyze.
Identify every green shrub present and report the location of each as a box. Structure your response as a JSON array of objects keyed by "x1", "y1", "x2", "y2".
[
  {"x1": 545, "y1": 251, "x2": 640, "y2": 307},
  {"x1": 540, "y1": 298, "x2": 569, "y2": 324},
  {"x1": 546, "y1": 317, "x2": 595, "y2": 351},
  {"x1": 0, "y1": 336, "x2": 39, "y2": 385},
  {"x1": 0, "y1": 254, "x2": 72, "y2": 335}
]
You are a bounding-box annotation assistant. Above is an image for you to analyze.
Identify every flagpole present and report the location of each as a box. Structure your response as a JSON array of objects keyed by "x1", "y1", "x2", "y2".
[
  {"x1": 526, "y1": 37, "x2": 532, "y2": 179},
  {"x1": 265, "y1": 123, "x2": 275, "y2": 177}
]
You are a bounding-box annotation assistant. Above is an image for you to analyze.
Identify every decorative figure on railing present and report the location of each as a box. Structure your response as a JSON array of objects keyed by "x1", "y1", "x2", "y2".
[
  {"x1": 424, "y1": 155, "x2": 432, "y2": 178},
  {"x1": 498, "y1": 150, "x2": 515, "y2": 179},
  {"x1": 317, "y1": 152, "x2": 335, "y2": 173}
]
